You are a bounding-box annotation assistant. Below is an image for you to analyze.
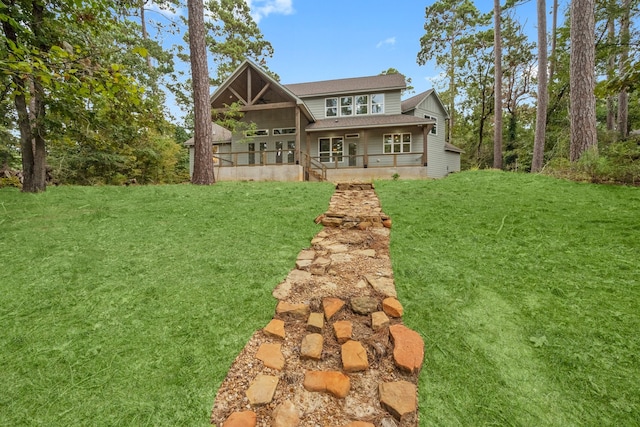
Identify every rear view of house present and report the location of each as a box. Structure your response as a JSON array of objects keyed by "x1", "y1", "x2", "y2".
[{"x1": 185, "y1": 60, "x2": 462, "y2": 181}]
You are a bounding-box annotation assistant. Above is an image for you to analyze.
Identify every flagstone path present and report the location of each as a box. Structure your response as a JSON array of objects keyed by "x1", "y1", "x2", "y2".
[{"x1": 210, "y1": 183, "x2": 424, "y2": 427}]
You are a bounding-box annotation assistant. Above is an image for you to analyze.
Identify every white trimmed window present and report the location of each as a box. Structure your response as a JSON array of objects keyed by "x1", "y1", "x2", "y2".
[
  {"x1": 383, "y1": 133, "x2": 411, "y2": 154},
  {"x1": 424, "y1": 115, "x2": 437, "y2": 135},
  {"x1": 340, "y1": 96, "x2": 353, "y2": 116},
  {"x1": 326, "y1": 98, "x2": 338, "y2": 117},
  {"x1": 355, "y1": 95, "x2": 368, "y2": 115},
  {"x1": 273, "y1": 127, "x2": 296, "y2": 135},
  {"x1": 319, "y1": 137, "x2": 343, "y2": 163},
  {"x1": 244, "y1": 128, "x2": 269, "y2": 137},
  {"x1": 371, "y1": 94, "x2": 384, "y2": 114}
]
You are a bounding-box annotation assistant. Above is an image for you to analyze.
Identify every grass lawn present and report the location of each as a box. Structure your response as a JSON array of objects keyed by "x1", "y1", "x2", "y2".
[
  {"x1": 0, "y1": 182, "x2": 334, "y2": 426},
  {"x1": 376, "y1": 171, "x2": 640, "y2": 426}
]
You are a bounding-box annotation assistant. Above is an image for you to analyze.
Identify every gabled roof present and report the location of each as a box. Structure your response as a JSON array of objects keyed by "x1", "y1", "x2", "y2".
[
  {"x1": 286, "y1": 73, "x2": 407, "y2": 98},
  {"x1": 209, "y1": 59, "x2": 314, "y2": 121},
  {"x1": 306, "y1": 114, "x2": 434, "y2": 132},
  {"x1": 401, "y1": 89, "x2": 450, "y2": 119},
  {"x1": 445, "y1": 142, "x2": 464, "y2": 153}
]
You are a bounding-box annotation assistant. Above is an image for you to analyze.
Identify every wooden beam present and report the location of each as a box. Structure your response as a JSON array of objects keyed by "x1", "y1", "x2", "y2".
[
  {"x1": 212, "y1": 102, "x2": 297, "y2": 116},
  {"x1": 251, "y1": 82, "x2": 271, "y2": 105},
  {"x1": 247, "y1": 68, "x2": 252, "y2": 104},
  {"x1": 295, "y1": 106, "x2": 301, "y2": 164},
  {"x1": 423, "y1": 125, "x2": 433, "y2": 167},
  {"x1": 228, "y1": 87, "x2": 247, "y2": 105}
]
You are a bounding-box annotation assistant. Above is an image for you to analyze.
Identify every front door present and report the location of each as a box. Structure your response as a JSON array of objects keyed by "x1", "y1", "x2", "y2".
[{"x1": 349, "y1": 142, "x2": 357, "y2": 167}]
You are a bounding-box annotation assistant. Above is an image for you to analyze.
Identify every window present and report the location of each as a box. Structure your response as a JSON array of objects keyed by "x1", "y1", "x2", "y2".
[
  {"x1": 273, "y1": 127, "x2": 296, "y2": 135},
  {"x1": 340, "y1": 96, "x2": 353, "y2": 116},
  {"x1": 355, "y1": 95, "x2": 368, "y2": 115},
  {"x1": 276, "y1": 141, "x2": 296, "y2": 164},
  {"x1": 319, "y1": 137, "x2": 343, "y2": 163},
  {"x1": 244, "y1": 129, "x2": 269, "y2": 137},
  {"x1": 326, "y1": 98, "x2": 338, "y2": 117},
  {"x1": 287, "y1": 141, "x2": 296, "y2": 164},
  {"x1": 248, "y1": 142, "x2": 255, "y2": 164},
  {"x1": 276, "y1": 141, "x2": 284, "y2": 164},
  {"x1": 259, "y1": 142, "x2": 267, "y2": 165},
  {"x1": 383, "y1": 133, "x2": 411, "y2": 154},
  {"x1": 424, "y1": 115, "x2": 437, "y2": 135},
  {"x1": 371, "y1": 94, "x2": 384, "y2": 114}
]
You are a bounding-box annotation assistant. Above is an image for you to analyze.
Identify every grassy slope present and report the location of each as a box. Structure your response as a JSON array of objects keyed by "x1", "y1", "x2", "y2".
[
  {"x1": 0, "y1": 182, "x2": 334, "y2": 426},
  {"x1": 376, "y1": 171, "x2": 640, "y2": 426}
]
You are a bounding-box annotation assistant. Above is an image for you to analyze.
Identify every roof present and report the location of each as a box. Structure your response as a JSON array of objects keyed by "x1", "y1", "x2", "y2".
[
  {"x1": 305, "y1": 114, "x2": 435, "y2": 132},
  {"x1": 183, "y1": 123, "x2": 232, "y2": 146},
  {"x1": 445, "y1": 142, "x2": 464, "y2": 153},
  {"x1": 401, "y1": 89, "x2": 450, "y2": 119},
  {"x1": 401, "y1": 89, "x2": 434, "y2": 112},
  {"x1": 286, "y1": 73, "x2": 407, "y2": 98}
]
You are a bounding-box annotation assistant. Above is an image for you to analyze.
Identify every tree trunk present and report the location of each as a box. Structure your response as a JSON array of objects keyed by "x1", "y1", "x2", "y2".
[
  {"x1": 549, "y1": 0, "x2": 559, "y2": 83},
  {"x1": 448, "y1": 39, "x2": 455, "y2": 144},
  {"x1": 617, "y1": 0, "x2": 630, "y2": 139},
  {"x1": 570, "y1": 0, "x2": 597, "y2": 162},
  {"x1": 532, "y1": 0, "x2": 548, "y2": 172},
  {"x1": 188, "y1": 0, "x2": 215, "y2": 184},
  {"x1": 493, "y1": 0, "x2": 503, "y2": 170},
  {"x1": 2, "y1": 0, "x2": 47, "y2": 192},
  {"x1": 606, "y1": 18, "x2": 616, "y2": 132}
]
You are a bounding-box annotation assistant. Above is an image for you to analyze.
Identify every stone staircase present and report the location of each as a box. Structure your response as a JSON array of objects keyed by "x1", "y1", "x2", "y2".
[{"x1": 211, "y1": 183, "x2": 424, "y2": 427}]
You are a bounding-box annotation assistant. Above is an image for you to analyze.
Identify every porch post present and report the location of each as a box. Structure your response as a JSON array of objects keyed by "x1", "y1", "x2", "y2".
[
  {"x1": 295, "y1": 106, "x2": 301, "y2": 164},
  {"x1": 363, "y1": 129, "x2": 368, "y2": 168},
  {"x1": 423, "y1": 125, "x2": 433, "y2": 167}
]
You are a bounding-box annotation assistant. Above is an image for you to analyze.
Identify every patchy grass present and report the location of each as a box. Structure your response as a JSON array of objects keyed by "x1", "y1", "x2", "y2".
[
  {"x1": 0, "y1": 182, "x2": 333, "y2": 426},
  {"x1": 376, "y1": 171, "x2": 640, "y2": 426}
]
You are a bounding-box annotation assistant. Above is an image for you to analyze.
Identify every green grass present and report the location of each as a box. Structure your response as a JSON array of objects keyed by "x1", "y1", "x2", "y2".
[
  {"x1": 0, "y1": 182, "x2": 334, "y2": 426},
  {"x1": 376, "y1": 171, "x2": 640, "y2": 426},
  {"x1": 3, "y1": 173, "x2": 639, "y2": 426}
]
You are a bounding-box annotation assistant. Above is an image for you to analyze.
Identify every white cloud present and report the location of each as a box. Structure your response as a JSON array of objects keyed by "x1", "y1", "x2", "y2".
[
  {"x1": 246, "y1": 0, "x2": 294, "y2": 23},
  {"x1": 376, "y1": 37, "x2": 396, "y2": 48}
]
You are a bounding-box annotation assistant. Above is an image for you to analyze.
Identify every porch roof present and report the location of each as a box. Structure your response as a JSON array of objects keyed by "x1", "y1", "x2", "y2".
[
  {"x1": 445, "y1": 142, "x2": 464, "y2": 153},
  {"x1": 304, "y1": 114, "x2": 435, "y2": 132}
]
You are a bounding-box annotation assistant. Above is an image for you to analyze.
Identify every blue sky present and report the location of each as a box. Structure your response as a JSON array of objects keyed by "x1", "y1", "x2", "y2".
[{"x1": 149, "y1": 0, "x2": 568, "y2": 123}]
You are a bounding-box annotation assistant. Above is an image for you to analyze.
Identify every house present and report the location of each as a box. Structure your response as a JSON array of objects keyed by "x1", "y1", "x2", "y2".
[{"x1": 184, "y1": 60, "x2": 462, "y2": 181}]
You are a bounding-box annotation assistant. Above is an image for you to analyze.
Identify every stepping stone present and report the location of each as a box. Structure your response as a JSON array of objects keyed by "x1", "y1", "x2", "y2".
[
  {"x1": 276, "y1": 301, "x2": 310, "y2": 319},
  {"x1": 351, "y1": 296, "x2": 378, "y2": 315},
  {"x1": 307, "y1": 312, "x2": 324, "y2": 333},
  {"x1": 273, "y1": 400, "x2": 300, "y2": 427},
  {"x1": 222, "y1": 411, "x2": 257, "y2": 427},
  {"x1": 364, "y1": 275, "x2": 397, "y2": 298},
  {"x1": 389, "y1": 324, "x2": 424, "y2": 374},
  {"x1": 310, "y1": 257, "x2": 331, "y2": 275},
  {"x1": 352, "y1": 249, "x2": 376, "y2": 257},
  {"x1": 379, "y1": 381, "x2": 417, "y2": 421},
  {"x1": 382, "y1": 297, "x2": 404, "y2": 318},
  {"x1": 263, "y1": 319, "x2": 285, "y2": 339},
  {"x1": 371, "y1": 311, "x2": 390, "y2": 331},
  {"x1": 341, "y1": 340, "x2": 369, "y2": 372},
  {"x1": 286, "y1": 269, "x2": 312, "y2": 283},
  {"x1": 297, "y1": 250, "x2": 316, "y2": 260},
  {"x1": 333, "y1": 320, "x2": 352, "y2": 344},
  {"x1": 303, "y1": 370, "x2": 350, "y2": 398},
  {"x1": 295, "y1": 259, "x2": 312, "y2": 269},
  {"x1": 301, "y1": 333, "x2": 323, "y2": 360},
  {"x1": 246, "y1": 374, "x2": 279, "y2": 406},
  {"x1": 343, "y1": 422, "x2": 375, "y2": 427},
  {"x1": 255, "y1": 343, "x2": 284, "y2": 370},
  {"x1": 323, "y1": 297, "x2": 345, "y2": 320},
  {"x1": 326, "y1": 243, "x2": 349, "y2": 253}
]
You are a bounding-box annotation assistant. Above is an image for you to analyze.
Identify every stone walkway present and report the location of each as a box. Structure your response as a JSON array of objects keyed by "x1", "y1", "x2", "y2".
[{"x1": 211, "y1": 183, "x2": 424, "y2": 427}]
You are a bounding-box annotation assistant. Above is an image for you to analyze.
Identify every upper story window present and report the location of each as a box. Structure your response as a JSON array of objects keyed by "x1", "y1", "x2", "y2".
[
  {"x1": 244, "y1": 129, "x2": 269, "y2": 137},
  {"x1": 371, "y1": 94, "x2": 384, "y2": 114},
  {"x1": 324, "y1": 93, "x2": 385, "y2": 117},
  {"x1": 356, "y1": 95, "x2": 368, "y2": 115},
  {"x1": 273, "y1": 127, "x2": 296, "y2": 135},
  {"x1": 424, "y1": 115, "x2": 437, "y2": 135},
  {"x1": 340, "y1": 96, "x2": 353, "y2": 116},
  {"x1": 326, "y1": 98, "x2": 338, "y2": 117}
]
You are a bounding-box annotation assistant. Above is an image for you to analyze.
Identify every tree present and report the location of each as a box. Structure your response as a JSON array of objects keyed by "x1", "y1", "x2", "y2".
[
  {"x1": 617, "y1": 0, "x2": 631, "y2": 138},
  {"x1": 417, "y1": 0, "x2": 484, "y2": 143},
  {"x1": 187, "y1": 0, "x2": 214, "y2": 184},
  {"x1": 532, "y1": 0, "x2": 548, "y2": 172},
  {"x1": 380, "y1": 68, "x2": 414, "y2": 95},
  {"x1": 493, "y1": 0, "x2": 503, "y2": 169},
  {"x1": 570, "y1": 0, "x2": 597, "y2": 161}
]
